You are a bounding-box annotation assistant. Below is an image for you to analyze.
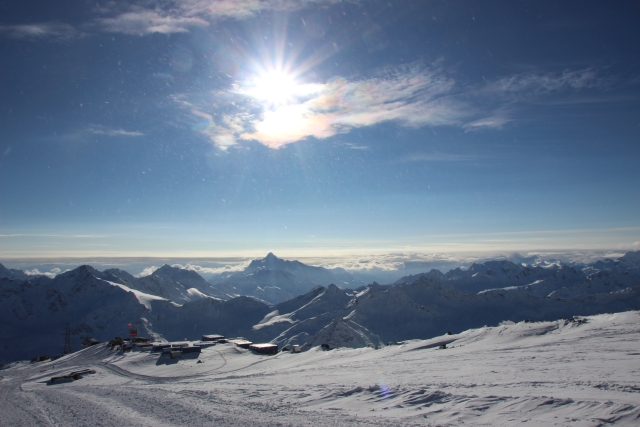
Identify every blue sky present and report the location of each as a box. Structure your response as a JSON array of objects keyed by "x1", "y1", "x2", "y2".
[{"x1": 1, "y1": 0, "x2": 639, "y2": 259}]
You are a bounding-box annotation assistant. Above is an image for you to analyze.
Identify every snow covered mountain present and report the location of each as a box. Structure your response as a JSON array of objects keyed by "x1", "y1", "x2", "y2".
[
  {"x1": 454, "y1": 251, "x2": 640, "y2": 299},
  {"x1": 614, "y1": 250, "x2": 640, "y2": 270},
  {"x1": 251, "y1": 283, "x2": 354, "y2": 348},
  {"x1": 0, "y1": 263, "x2": 33, "y2": 281},
  {"x1": 0, "y1": 264, "x2": 274, "y2": 363},
  {"x1": 107, "y1": 264, "x2": 227, "y2": 303},
  {"x1": 549, "y1": 251, "x2": 640, "y2": 298},
  {"x1": 1, "y1": 252, "x2": 639, "y2": 363},
  {"x1": 0, "y1": 265, "x2": 151, "y2": 363},
  {"x1": 392, "y1": 252, "x2": 640, "y2": 300},
  {"x1": 245, "y1": 252, "x2": 360, "y2": 287},
  {"x1": 209, "y1": 252, "x2": 364, "y2": 303},
  {"x1": 351, "y1": 275, "x2": 640, "y2": 343},
  {"x1": 424, "y1": 260, "x2": 585, "y2": 293},
  {"x1": 214, "y1": 268, "x2": 317, "y2": 304},
  {"x1": 244, "y1": 252, "x2": 640, "y2": 348}
]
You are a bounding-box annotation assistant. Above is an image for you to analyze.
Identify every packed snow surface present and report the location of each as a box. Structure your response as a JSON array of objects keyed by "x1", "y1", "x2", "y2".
[{"x1": 2, "y1": 311, "x2": 639, "y2": 426}]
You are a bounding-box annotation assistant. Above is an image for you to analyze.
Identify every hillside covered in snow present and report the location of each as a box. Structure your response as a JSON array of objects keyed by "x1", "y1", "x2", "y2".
[{"x1": 2, "y1": 311, "x2": 639, "y2": 426}]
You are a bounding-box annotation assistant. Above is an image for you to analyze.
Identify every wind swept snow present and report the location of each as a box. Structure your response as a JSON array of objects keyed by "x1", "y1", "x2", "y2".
[
  {"x1": 107, "y1": 280, "x2": 167, "y2": 310},
  {"x1": 185, "y1": 287, "x2": 211, "y2": 301},
  {"x1": 2, "y1": 311, "x2": 639, "y2": 426}
]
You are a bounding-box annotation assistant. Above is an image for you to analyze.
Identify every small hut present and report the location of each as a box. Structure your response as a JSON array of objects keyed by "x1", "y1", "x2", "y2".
[
  {"x1": 152, "y1": 344, "x2": 171, "y2": 352},
  {"x1": 231, "y1": 339, "x2": 252, "y2": 349},
  {"x1": 202, "y1": 334, "x2": 225, "y2": 342},
  {"x1": 249, "y1": 343, "x2": 278, "y2": 354}
]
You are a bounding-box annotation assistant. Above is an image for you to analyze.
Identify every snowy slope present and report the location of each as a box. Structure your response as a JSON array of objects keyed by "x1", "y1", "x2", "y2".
[
  {"x1": 142, "y1": 296, "x2": 271, "y2": 342},
  {"x1": 479, "y1": 265, "x2": 587, "y2": 297},
  {"x1": 103, "y1": 267, "x2": 139, "y2": 287},
  {"x1": 2, "y1": 311, "x2": 639, "y2": 426},
  {"x1": 0, "y1": 266, "x2": 151, "y2": 363},
  {"x1": 251, "y1": 284, "x2": 354, "y2": 348}
]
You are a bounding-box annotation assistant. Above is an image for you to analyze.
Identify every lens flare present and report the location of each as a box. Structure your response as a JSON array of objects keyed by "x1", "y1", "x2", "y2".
[{"x1": 378, "y1": 372, "x2": 391, "y2": 399}]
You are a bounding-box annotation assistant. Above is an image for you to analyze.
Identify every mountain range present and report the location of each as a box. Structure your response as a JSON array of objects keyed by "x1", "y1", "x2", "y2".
[
  {"x1": 0, "y1": 251, "x2": 639, "y2": 363},
  {"x1": 99, "y1": 252, "x2": 362, "y2": 304}
]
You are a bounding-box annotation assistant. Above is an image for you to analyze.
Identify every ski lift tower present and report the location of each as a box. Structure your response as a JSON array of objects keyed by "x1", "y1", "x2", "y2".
[
  {"x1": 128, "y1": 323, "x2": 138, "y2": 341},
  {"x1": 62, "y1": 323, "x2": 72, "y2": 355}
]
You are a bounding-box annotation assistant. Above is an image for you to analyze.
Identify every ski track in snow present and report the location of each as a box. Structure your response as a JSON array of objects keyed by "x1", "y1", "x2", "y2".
[{"x1": 2, "y1": 311, "x2": 640, "y2": 426}]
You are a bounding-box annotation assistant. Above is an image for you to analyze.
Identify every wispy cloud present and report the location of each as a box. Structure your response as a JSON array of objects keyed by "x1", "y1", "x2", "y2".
[
  {"x1": 95, "y1": 0, "x2": 346, "y2": 35},
  {"x1": 463, "y1": 115, "x2": 511, "y2": 131},
  {"x1": 322, "y1": 256, "x2": 406, "y2": 272},
  {"x1": 519, "y1": 250, "x2": 628, "y2": 265},
  {"x1": 0, "y1": 22, "x2": 77, "y2": 40},
  {"x1": 134, "y1": 261, "x2": 251, "y2": 278},
  {"x1": 3, "y1": 0, "x2": 329, "y2": 39},
  {"x1": 180, "y1": 64, "x2": 615, "y2": 150},
  {"x1": 98, "y1": 8, "x2": 208, "y2": 35},
  {"x1": 317, "y1": 248, "x2": 637, "y2": 272},
  {"x1": 176, "y1": 0, "x2": 298, "y2": 20},
  {"x1": 186, "y1": 64, "x2": 474, "y2": 149},
  {"x1": 172, "y1": 260, "x2": 252, "y2": 275},
  {"x1": 188, "y1": 110, "x2": 242, "y2": 149},
  {"x1": 24, "y1": 267, "x2": 68, "y2": 278},
  {"x1": 460, "y1": 68, "x2": 611, "y2": 130},
  {"x1": 486, "y1": 68, "x2": 611, "y2": 96},
  {"x1": 136, "y1": 265, "x2": 160, "y2": 278},
  {"x1": 344, "y1": 143, "x2": 369, "y2": 150},
  {"x1": 319, "y1": 253, "x2": 474, "y2": 272},
  {"x1": 240, "y1": 66, "x2": 468, "y2": 148},
  {"x1": 88, "y1": 126, "x2": 144, "y2": 137}
]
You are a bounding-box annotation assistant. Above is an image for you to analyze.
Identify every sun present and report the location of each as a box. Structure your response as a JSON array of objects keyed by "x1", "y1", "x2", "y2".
[
  {"x1": 236, "y1": 62, "x2": 325, "y2": 147},
  {"x1": 245, "y1": 68, "x2": 320, "y2": 108},
  {"x1": 249, "y1": 70, "x2": 299, "y2": 107}
]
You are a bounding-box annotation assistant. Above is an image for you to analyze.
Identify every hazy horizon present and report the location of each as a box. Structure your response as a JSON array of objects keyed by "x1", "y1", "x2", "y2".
[{"x1": 2, "y1": 248, "x2": 634, "y2": 284}]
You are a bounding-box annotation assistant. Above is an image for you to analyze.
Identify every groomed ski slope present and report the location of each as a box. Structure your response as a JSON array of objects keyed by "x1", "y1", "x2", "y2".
[{"x1": 2, "y1": 311, "x2": 639, "y2": 426}]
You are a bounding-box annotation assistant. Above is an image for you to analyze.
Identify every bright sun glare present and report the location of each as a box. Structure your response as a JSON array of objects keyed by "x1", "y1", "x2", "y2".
[
  {"x1": 250, "y1": 70, "x2": 299, "y2": 107},
  {"x1": 240, "y1": 64, "x2": 325, "y2": 146}
]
